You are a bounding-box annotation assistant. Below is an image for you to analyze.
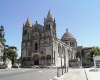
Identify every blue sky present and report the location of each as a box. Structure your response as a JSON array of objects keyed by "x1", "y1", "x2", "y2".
[{"x1": 0, "y1": 0, "x2": 100, "y2": 57}]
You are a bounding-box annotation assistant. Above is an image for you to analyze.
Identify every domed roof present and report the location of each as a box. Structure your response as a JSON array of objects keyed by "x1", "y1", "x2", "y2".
[{"x1": 61, "y1": 29, "x2": 75, "y2": 40}]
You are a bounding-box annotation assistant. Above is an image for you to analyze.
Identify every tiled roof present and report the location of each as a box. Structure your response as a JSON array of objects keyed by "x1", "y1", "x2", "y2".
[{"x1": 82, "y1": 47, "x2": 93, "y2": 50}]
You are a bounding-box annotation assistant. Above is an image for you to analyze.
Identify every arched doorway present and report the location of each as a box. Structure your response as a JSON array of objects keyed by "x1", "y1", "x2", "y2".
[
  {"x1": 27, "y1": 57, "x2": 31, "y2": 61},
  {"x1": 40, "y1": 56, "x2": 45, "y2": 65},
  {"x1": 33, "y1": 55, "x2": 39, "y2": 65},
  {"x1": 46, "y1": 55, "x2": 51, "y2": 66},
  {"x1": 27, "y1": 57, "x2": 31, "y2": 65},
  {"x1": 22, "y1": 57, "x2": 26, "y2": 65}
]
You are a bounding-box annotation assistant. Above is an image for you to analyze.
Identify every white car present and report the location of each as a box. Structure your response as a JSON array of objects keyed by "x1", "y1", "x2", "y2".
[{"x1": 50, "y1": 65, "x2": 56, "y2": 69}]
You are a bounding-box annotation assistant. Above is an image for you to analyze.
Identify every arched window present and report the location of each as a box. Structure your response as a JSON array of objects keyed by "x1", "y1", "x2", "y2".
[
  {"x1": 58, "y1": 46, "x2": 59, "y2": 53},
  {"x1": 28, "y1": 52, "x2": 31, "y2": 56},
  {"x1": 49, "y1": 25, "x2": 50, "y2": 29},
  {"x1": 27, "y1": 57, "x2": 31, "y2": 61},
  {"x1": 73, "y1": 42, "x2": 74, "y2": 46},
  {"x1": 23, "y1": 57, "x2": 26, "y2": 61},
  {"x1": 35, "y1": 43, "x2": 38, "y2": 50},
  {"x1": 58, "y1": 44, "x2": 60, "y2": 53},
  {"x1": 46, "y1": 55, "x2": 51, "y2": 60},
  {"x1": 40, "y1": 56, "x2": 45, "y2": 60},
  {"x1": 70, "y1": 42, "x2": 72, "y2": 46}
]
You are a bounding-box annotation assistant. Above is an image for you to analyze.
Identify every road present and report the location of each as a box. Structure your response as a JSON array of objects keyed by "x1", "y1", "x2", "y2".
[{"x1": 0, "y1": 68, "x2": 57, "y2": 80}]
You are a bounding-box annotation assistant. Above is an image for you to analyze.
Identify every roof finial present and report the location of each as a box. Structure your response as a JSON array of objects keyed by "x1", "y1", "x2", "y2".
[
  {"x1": 36, "y1": 21, "x2": 37, "y2": 24},
  {"x1": 23, "y1": 23, "x2": 25, "y2": 26},
  {"x1": 54, "y1": 18, "x2": 55, "y2": 22},
  {"x1": 66, "y1": 28, "x2": 68, "y2": 32},
  {"x1": 44, "y1": 17, "x2": 46, "y2": 22},
  {"x1": 49, "y1": 9, "x2": 50, "y2": 12}
]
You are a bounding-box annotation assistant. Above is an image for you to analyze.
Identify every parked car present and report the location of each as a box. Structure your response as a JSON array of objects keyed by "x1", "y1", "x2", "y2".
[
  {"x1": 0, "y1": 60, "x2": 6, "y2": 69},
  {"x1": 39, "y1": 65, "x2": 46, "y2": 68},
  {"x1": 3, "y1": 64, "x2": 7, "y2": 69},
  {"x1": 61, "y1": 66, "x2": 66, "y2": 68},
  {"x1": 0, "y1": 64, "x2": 7, "y2": 69},
  {"x1": 12, "y1": 65, "x2": 18, "y2": 68},
  {"x1": 47, "y1": 66, "x2": 50, "y2": 68},
  {"x1": 48, "y1": 65, "x2": 56, "y2": 69},
  {"x1": 83, "y1": 66, "x2": 90, "y2": 68},
  {"x1": 36, "y1": 65, "x2": 39, "y2": 68}
]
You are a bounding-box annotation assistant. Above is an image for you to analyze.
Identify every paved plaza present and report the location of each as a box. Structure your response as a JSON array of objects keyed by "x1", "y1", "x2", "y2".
[
  {"x1": 0, "y1": 68, "x2": 57, "y2": 80},
  {"x1": 0, "y1": 68, "x2": 100, "y2": 80}
]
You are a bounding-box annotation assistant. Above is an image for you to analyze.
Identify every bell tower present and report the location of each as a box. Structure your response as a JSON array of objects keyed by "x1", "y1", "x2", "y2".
[
  {"x1": 22, "y1": 17, "x2": 32, "y2": 41},
  {"x1": 21, "y1": 17, "x2": 32, "y2": 65},
  {"x1": 44, "y1": 10, "x2": 56, "y2": 38}
]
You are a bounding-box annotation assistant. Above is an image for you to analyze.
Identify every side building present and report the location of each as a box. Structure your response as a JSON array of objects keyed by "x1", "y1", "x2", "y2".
[
  {"x1": 82, "y1": 47, "x2": 93, "y2": 67},
  {"x1": 76, "y1": 46, "x2": 93, "y2": 67}
]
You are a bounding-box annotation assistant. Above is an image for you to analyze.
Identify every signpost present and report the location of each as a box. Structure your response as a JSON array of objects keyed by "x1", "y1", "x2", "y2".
[{"x1": 93, "y1": 54, "x2": 96, "y2": 71}]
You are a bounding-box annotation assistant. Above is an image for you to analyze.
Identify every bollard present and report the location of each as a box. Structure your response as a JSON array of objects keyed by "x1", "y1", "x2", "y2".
[
  {"x1": 67, "y1": 66, "x2": 68, "y2": 72},
  {"x1": 65, "y1": 67, "x2": 66, "y2": 73},
  {"x1": 57, "y1": 67, "x2": 60, "y2": 77},
  {"x1": 62, "y1": 67, "x2": 63, "y2": 75}
]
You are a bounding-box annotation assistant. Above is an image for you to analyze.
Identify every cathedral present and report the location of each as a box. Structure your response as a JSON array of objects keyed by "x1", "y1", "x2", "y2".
[{"x1": 21, "y1": 10, "x2": 78, "y2": 67}]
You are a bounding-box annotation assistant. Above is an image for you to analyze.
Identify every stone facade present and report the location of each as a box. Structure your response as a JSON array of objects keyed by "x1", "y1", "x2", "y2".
[
  {"x1": 21, "y1": 10, "x2": 77, "y2": 67},
  {"x1": 0, "y1": 26, "x2": 5, "y2": 60}
]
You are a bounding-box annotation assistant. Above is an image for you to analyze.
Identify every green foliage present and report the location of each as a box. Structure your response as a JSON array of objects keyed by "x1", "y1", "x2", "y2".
[
  {"x1": 87, "y1": 46, "x2": 100, "y2": 61},
  {"x1": 4, "y1": 45, "x2": 18, "y2": 65},
  {"x1": 5, "y1": 49, "x2": 18, "y2": 59}
]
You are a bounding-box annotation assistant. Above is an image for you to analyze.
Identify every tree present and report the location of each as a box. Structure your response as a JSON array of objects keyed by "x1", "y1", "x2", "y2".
[
  {"x1": 4, "y1": 45, "x2": 18, "y2": 65},
  {"x1": 87, "y1": 46, "x2": 100, "y2": 61},
  {"x1": 3, "y1": 45, "x2": 9, "y2": 61}
]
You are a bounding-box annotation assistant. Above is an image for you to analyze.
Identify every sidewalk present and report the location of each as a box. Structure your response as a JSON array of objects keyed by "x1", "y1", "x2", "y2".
[
  {"x1": 53, "y1": 68, "x2": 100, "y2": 80},
  {"x1": 85, "y1": 68, "x2": 100, "y2": 80},
  {"x1": 53, "y1": 68, "x2": 86, "y2": 80}
]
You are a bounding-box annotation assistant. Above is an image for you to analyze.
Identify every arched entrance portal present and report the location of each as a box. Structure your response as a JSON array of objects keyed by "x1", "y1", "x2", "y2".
[
  {"x1": 46, "y1": 55, "x2": 51, "y2": 66},
  {"x1": 22, "y1": 57, "x2": 26, "y2": 65},
  {"x1": 33, "y1": 55, "x2": 39, "y2": 65},
  {"x1": 40, "y1": 55, "x2": 45, "y2": 65}
]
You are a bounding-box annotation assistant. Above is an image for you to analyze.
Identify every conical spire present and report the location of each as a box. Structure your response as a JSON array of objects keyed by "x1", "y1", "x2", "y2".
[
  {"x1": 25, "y1": 17, "x2": 32, "y2": 27},
  {"x1": 46, "y1": 9, "x2": 54, "y2": 22}
]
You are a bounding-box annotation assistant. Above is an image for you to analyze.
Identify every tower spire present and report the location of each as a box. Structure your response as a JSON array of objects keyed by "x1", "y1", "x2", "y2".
[
  {"x1": 46, "y1": 9, "x2": 54, "y2": 22},
  {"x1": 25, "y1": 17, "x2": 32, "y2": 27}
]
